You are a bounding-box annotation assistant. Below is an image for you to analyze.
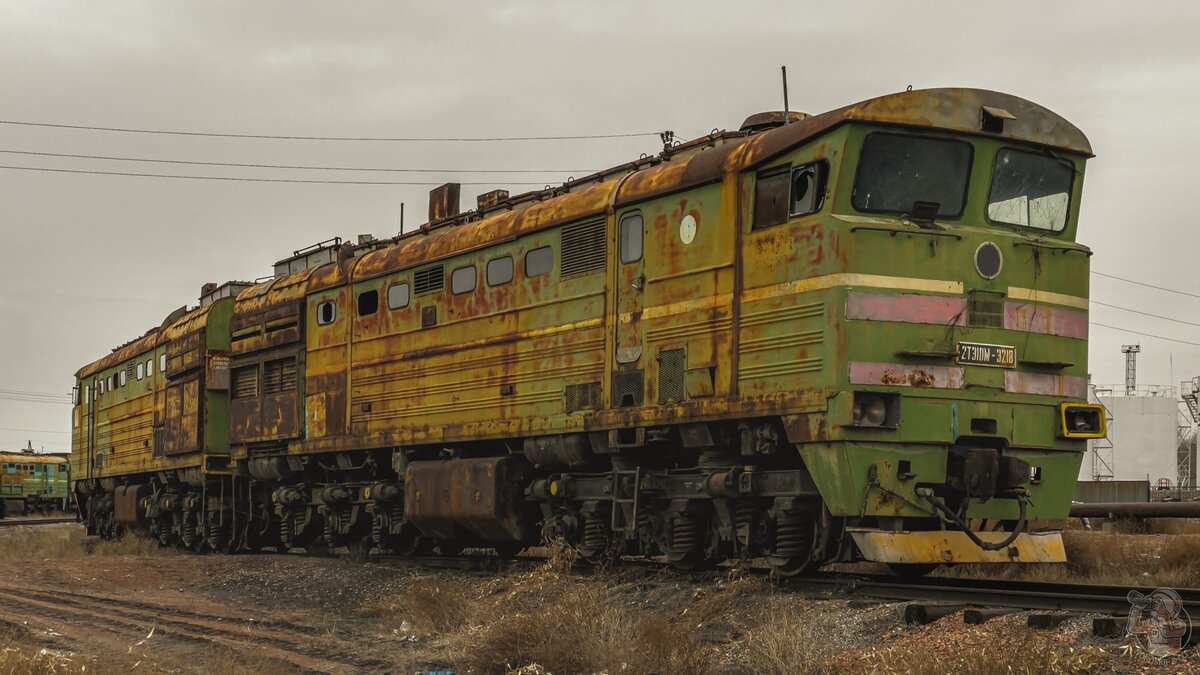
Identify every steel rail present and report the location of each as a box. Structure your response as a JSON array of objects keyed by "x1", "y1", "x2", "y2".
[
  {"x1": 794, "y1": 573, "x2": 1200, "y2": 615},
  {"x1": 371, "y1": 550, "x2": 1200, "y2": 615},
  {"x1": 0, "y1": 517, "x2": 77, "y2": 528}
]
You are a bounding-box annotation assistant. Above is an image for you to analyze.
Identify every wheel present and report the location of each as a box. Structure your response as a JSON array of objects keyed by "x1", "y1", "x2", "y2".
[
  {"x1": 345, "y1": 537, "x2": 372, "y2": 563},
  {"x1": 886, "y1": 563, "x2": 940, "y2": 577},
  {"x1": 304, "y1": 539, "x2": 332, "y2": 557},
  {"x1": 766, "y1": 555, "x2": 818, "y2": 577}
]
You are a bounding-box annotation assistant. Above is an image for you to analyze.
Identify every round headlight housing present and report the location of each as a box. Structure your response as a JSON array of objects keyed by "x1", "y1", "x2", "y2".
[{"x1": 853, "y1": 394, "x2": 889, "y2": 427}]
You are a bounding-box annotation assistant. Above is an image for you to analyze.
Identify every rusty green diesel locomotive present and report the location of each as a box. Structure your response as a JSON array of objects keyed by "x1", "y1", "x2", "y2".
[{"x1": 72, "y1": 88, "x2": 1103, "y2": 573}]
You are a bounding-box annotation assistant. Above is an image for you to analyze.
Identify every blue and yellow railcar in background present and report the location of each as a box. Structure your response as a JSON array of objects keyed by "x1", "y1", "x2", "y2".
[{"x1": 0, "y1": 445, "x2": 71, "y2": 517}]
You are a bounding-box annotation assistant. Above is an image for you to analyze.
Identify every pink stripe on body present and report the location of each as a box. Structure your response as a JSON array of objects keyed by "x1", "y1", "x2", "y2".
[
  {"x1": 849, "y1": 362, "x2": 965, "y2": 389},
  {"x1": 846, "y1": 292, "x2": 966, "y2": 325},
  {"x1": 1003, "y1": 371, "x2": 1088, "y2": 398},
  {"x1": 1004, "y1": 302, "x2": 1088, "y2": 339}
]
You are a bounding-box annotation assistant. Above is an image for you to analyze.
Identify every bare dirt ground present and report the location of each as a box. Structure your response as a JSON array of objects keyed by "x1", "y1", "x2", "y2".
[{"x1": 0, "y1": 524, "x2": 1198, "y2": 674}]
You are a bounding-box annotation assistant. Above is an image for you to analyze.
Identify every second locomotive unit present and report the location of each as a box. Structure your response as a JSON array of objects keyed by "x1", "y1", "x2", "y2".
[{"x1": 72, "y1": 88, "x2": 1103, "y2": 573}]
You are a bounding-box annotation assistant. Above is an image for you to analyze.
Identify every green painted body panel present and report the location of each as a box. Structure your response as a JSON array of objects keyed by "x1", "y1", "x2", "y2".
[
  {"x1": 203, "y1": 299, "x2": 235, "y2": 457},
  {"x1": 787, "y1": 123, "x2": 1090, "y2": 521}
]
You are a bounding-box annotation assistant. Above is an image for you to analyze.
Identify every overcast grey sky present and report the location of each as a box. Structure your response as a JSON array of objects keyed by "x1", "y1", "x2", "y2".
[{"x1": 1, "y1": 1, "x2": 1198, "y2": 453}]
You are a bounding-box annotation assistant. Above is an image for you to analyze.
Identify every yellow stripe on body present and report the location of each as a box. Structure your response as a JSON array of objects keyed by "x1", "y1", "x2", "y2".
[{"x1": 1007, "y1": 286, "x2": 1088, "y2": 310}]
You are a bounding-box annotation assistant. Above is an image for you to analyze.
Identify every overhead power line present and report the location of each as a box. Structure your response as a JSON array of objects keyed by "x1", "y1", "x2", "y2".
[
  {"x1": 0, "y1": 165, "x2": 554, "y2": 186},
  {"x1": 1092, "y1": 271, "x2": 1200, "y2": 300},
  {"x1": 1090, "y1": 300, "x2": 1200, "y2": 328},
  {"x1": 0, "y1": 388, "x2": 70, "y2": 399},
  {"x1": 0, "y1": 148, "x2": 596, "y2": 174},
  {"x1": 0, "y1": 119, "x2": 659, "y2": 142},
  {"x1": 0, "y1": 395, "x2": 71, "y2": 405},
  {"x1": 1090, "y1": 322, "x2": 1200, "y2": 347},
  {"x1": 0, "y1": 426, "x2": 69, "y2": 435}
]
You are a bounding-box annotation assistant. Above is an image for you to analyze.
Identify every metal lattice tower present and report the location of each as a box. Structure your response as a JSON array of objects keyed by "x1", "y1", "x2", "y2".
[
  {"x1": 1088, "y1": 380, "x2": 1115, "y2": 481},
  {"x1": 1122, "y1": 345, "x2": 1141, "y2": 395},
  {"x1": 1180, "y1": 377, "x2": 1200, "y2": 488}
]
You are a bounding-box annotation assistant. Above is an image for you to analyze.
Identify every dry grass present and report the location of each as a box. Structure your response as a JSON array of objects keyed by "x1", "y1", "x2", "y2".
[
  {"x1": 731, "y1": 605, "x2": 839, "y2": 675},
  {"x1": 362, "y1": 556, "x2": 770, "y2": 674},
  {"x1": 946, "y1": 530, "x2": 1200, "y2": 588},
  {"x1": 853, "y1": 633, "x2": 1111, "y2": 675},
  {"x1": 0, "y1": 526, "x2": 174, "y2": 562},
  {"x1": 0, "y1": 646, "x2": 85, "y2": 675}
]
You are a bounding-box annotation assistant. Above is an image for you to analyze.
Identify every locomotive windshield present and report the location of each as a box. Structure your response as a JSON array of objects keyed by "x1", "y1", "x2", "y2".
[
  {"x1": 852, "y1": 133, "x2": 972, "y2": 218},
  {"x1": 986, "y1": 148, "x2": 1073, "y2": 231}
]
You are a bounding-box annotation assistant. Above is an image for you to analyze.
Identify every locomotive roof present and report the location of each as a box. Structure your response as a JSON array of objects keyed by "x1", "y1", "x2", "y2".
[
  {"x1": 82, "y1": 88, "x2": 1093, "y2": 346},
  {"x1": 344, "y1": 87, "x2": 1090, "y2": 286},
  {"x1": 76, "y1": 301, "x2": 220, "y2": 379}
]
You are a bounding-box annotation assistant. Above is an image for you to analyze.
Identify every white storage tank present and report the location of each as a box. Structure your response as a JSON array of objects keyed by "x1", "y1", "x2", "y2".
[{"x1": 1080, "y1": 386, "x2": 1179, "y2": 483}]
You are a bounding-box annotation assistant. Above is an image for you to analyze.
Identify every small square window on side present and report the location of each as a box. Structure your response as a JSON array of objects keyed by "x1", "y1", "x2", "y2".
[
  {"x1": 387, "y1": 282, "x2": 410, "y2": 310},
  {"x1": 451, "y1": 265, "x2": 477, "y2": 295},
  {"x1": 317, "y1": 300, "x2": 337, "y2": 325},
  {"x1": 525, "y1": 246, "x2": 553, "y2": 277},
  {"x1": 136, "y1": 363, "x2": 144, "y2": 380},
  {"x1": 159, "y1": 354, "x2": 167, "y2": 373},
  {"x1": 487, "y1": 256, "x2": 514, "y2": 286},
  {"x1": 119, "y1": 371, "x2": 126, "y2": 387},
  {"x1": 357, "y1": 289, "x2": 379, "y2": 316},
  {"x1": 146, "y1": 358, "x2": 153, "y2": 376}
]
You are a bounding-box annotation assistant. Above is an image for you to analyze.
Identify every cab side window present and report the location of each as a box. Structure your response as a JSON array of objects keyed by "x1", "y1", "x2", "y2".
[
  {"x1": 753, "y1": 161, "x2": 828, "y2": 230},
  {"x1": 790, "y1": 162, "x2": 827, "y2": 216}
]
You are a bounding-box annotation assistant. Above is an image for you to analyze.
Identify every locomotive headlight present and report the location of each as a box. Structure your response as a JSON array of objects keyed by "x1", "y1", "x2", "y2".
[
  {"x1": 852, "y1": 392, "x2": 898, "y2": 428},
  {"x1": 1059, "y1": 403, "x2": 1106, "y2": 439}
]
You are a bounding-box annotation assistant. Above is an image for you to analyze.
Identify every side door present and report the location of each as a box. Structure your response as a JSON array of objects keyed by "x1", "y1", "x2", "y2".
[
  {"x1": 613, "y1": 210, "x2": 645, "y2": 407},
  {"x1": 86, "y1": 377, "x2": 97, "y2": 479}
]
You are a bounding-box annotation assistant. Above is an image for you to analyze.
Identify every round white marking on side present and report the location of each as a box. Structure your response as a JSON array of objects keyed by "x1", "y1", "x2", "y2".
[{"x1": 679, "y1": 214, "x2": 697, "y2": 244}]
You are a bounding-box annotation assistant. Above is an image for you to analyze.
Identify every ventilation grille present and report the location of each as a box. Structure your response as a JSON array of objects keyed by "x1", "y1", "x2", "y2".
[
  {"x1": 232, "y1": 366, "x2": 258, "y2": 399},
  {"x1": 561, "y1": 220, "x2": 607, "y2": 278},
  {"x1": 413, "y1": 265, "x2": 445, "y2": 295},
  {"x1": 968, "y1": 293, "x2": 1004, "y2": 328},
  {"x1": 263, "y1": 358, "x2": 297, "y2": 395},
  {"x1": 657, "y1": 349, "x2": 686, "y2": 404},
  {"x1": 612, "y1": 370, "x2": 644, "y2": 408},
  {"x1": 564, "y1": 382, "x2": 602, "y2": 413}
]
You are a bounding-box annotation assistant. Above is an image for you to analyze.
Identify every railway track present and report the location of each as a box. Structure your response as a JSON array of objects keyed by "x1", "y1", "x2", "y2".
[
  {"x1": 0, "y1": 582, "x2": 393, "y2": 674},
  {"x1": 792, "y1": 573, "x2": 1200, "y2": 616},
  {"x1": 374, "y1": 549, "x2": 1200, "y2": 617},
  {"x1": 0, "y1": 516, "x2": 76, "y2": 528}
]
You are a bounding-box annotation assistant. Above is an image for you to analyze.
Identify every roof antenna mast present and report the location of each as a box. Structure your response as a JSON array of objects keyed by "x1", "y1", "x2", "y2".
[{"x1": 781, "y1": 66, "x2": 790, "y2": 123}]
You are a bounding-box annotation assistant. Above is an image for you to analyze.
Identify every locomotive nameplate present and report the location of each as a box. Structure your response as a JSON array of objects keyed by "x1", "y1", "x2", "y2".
[{"x1": 956, "y1": 341, "x2": 1016, "y2": 368}]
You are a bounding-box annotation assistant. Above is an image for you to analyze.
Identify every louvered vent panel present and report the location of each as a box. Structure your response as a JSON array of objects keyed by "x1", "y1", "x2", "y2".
[
  {"x1": 611, "y1": 370, "x2": 644, "y2": 408},
  {"x1": 564, "y1": 382, "x2": 602, "y2": 412},
  {"x1": 560, "y1": 220, "x2": 607, "y2": 278},
  {"x1": 413, "y1": 266, "x2": 445, "y2": 295},
  {"x1": 968, "y1": 293, "x2": 1004, "y2": 328},
  {"x1": 232, "y1": 366, "x2": 258, "y2": 399},
  {"x1": 280, "y1": 359, "x2": 297, "y2": 391},
  {"x1": 657, "y1": 348, "x2": 686, "y2": 404},
  {"x1": 263, "y1": 358, "x2": 297, "y2": 395}
]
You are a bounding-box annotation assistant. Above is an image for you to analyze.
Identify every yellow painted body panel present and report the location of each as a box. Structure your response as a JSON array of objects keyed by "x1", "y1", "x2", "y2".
[{"x1": 849, "y1": 529, "x2": 1067, "y2": 564}]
